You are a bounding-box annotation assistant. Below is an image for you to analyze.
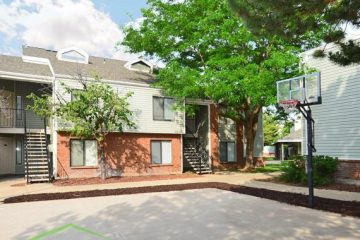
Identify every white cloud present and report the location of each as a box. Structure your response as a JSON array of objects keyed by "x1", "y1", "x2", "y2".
[{"x1": 0, "y1": 0, "x2": 139, "y2": 61}]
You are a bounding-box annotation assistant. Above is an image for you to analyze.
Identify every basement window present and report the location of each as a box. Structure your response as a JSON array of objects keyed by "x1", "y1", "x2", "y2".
[
  {"x1": 70, "y1": 140, "x2": 98, "y2": 167},
  {"x1": 220, "y1": 141, "x2": 236, "y2": 163},
  {"x1": 151, "y1": 140, "x2": 172, "y2": 164}
]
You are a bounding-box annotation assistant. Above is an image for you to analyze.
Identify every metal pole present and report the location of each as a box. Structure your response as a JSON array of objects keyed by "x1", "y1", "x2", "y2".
[{"x1": 306, "y1": 108, "x2": 314, "y2": 208}]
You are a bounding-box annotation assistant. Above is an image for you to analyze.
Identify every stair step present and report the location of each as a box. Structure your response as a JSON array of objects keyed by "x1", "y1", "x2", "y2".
[{"x1": 27, "y1": 164, "x2": 48, "y2": 167}]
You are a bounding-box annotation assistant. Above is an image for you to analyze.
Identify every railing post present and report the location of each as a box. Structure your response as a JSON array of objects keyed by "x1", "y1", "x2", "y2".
[
  {"x1": 44, "y1": 117, "x2": 51, "y2": 182},
  {"x1": 24, "y1": 109, "x2": 29, "y2": 184}
]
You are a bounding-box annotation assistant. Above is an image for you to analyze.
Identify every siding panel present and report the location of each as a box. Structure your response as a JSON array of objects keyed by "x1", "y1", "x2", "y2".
[{"x1": 303, "y1": 51, "x2": 360, "y2": 160}]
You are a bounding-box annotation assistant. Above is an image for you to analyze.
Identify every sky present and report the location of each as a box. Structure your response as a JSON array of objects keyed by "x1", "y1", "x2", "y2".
[{"x1": 0, "y1": 0, "x2": 148, "y2": 61}]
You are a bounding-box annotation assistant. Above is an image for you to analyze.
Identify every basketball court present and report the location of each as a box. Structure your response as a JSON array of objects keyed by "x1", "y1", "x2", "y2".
[{"x1": 0, "y1": 189, "x2": 359, "y2": 239}]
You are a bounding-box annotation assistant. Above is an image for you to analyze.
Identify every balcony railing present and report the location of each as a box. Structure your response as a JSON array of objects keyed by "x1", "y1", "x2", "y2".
[{"x1": 0, "y1": 108, "x2": 46, "y2": 129}]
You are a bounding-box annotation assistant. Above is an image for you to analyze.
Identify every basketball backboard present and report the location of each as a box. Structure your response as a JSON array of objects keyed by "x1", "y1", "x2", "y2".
[{"x1": 277, "y1": 72, "x2": 321, "y2": 106}]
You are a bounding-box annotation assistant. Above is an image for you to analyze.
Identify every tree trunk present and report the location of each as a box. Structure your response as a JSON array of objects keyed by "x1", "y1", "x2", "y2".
[
  {"x1": 243, "y1": 103, "x2": 261, "y2": 169},
  {"x1": 99, "y1": 139, "x2": 106, "y2": 180}
]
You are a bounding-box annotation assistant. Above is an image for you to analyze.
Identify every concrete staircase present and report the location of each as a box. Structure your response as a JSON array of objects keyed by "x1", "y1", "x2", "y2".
[
  {"x1": 25, "y1": 131, "x2": 50, "y2": 183},
  {"x1": 183, "y1": 141, "x2": 212, "y2": 174}
]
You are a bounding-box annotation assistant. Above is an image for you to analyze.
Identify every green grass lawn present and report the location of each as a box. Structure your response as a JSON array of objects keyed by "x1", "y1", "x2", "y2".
[{"x1": 255, "y1": 162, "x2": 289, "y2": 173}]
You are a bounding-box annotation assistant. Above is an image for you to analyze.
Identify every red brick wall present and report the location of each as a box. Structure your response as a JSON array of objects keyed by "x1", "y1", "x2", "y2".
[
  {"x1": 57, "y1": 132, "x2": 182, "y2": 179},
  {"x1": 335, "y1": 160, "x2": 360, "y2": 180},
  {"x1": 210, "y1": 104, "x2": 244, "y2": 170}
]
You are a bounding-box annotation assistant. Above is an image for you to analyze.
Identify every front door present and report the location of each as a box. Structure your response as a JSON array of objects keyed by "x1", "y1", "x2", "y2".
[{"x1": 0, "y1": 137, "x2": 15, "y2": 175}]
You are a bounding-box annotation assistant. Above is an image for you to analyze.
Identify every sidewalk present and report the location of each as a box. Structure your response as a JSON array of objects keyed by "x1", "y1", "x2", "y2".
[{"x1": 1, "y1": 173, "x2": 360, "y2": 203}]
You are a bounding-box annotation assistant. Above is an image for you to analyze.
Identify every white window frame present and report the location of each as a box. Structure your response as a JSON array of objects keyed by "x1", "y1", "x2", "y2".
[
  {"x1": 220, "y1": 141, "x2": 236, "y2": 163},
  {"x1": 151, "y1": 140, "x2": 172, "y2": 165},
  {"x1": 153, "y1": 96, "x2": 175, "y2": 121},
  {"x1": 70, "y1": 139, "x2": 98, "y2": 167}
]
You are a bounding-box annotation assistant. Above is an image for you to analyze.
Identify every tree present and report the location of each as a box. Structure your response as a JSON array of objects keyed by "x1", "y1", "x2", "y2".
[
  {"x1": 263, "y1": 112, "x2": 281, "y2": 146},
  {"x1": 122, "y1": 0, "x2": 300, "y2": 168},
  {"x1": 28, "y1": 76, "x2": 135, "y2": 180},
  {"x1": 228, "y1": 0, "x2": 360, "y2": 66},
  {"x1": 263, "y1": 109, "x2": 294, "y2": 145}
]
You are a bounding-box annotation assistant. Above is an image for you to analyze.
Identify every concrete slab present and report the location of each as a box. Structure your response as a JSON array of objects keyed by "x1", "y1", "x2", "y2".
[{"x1": 0, "y1": 189, "x2": 359, "y2": 240}]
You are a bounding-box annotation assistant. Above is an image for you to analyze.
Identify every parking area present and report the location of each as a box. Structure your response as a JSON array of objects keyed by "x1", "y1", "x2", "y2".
[{"x1": 1, "y1": 189, "x2": 359, "y2": 239}]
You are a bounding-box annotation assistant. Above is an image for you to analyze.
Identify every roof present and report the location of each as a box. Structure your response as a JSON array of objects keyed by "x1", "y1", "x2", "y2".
[
  {"x1": 23, "y1": 46, "x2": 155, "y2": 84},
  {"x1": 1, "y1": 46, "x2": 155, "y2": 85},
  {"x1": 276, "y1": 129, "x2": 302, "y2": 143},
  {"x1": 0, "y1": 54, "x2": 52, "y2": 77}
]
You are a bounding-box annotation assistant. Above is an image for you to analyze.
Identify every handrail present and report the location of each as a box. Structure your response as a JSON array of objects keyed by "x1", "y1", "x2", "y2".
[
  {"x1": 24, "y1": 110, "x2": 29, "y2": 183},
  {"x1": 44, "y1": 117, "x2": 51, "y2": 182},
  {"x1": 184, "y1": 125, "x2": 210, "y2": 174}
]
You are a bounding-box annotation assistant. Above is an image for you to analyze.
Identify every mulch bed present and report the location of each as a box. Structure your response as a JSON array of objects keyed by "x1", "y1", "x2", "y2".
[
  {"x1": 258, "y1": 177, "x2": 360, "y2": 193},
  {"x1": 53, "y1": 174, "x2": 200, "y2": 186},
  {"x1": 3, "y1": 182, "x2": 360, "y2": 218}
]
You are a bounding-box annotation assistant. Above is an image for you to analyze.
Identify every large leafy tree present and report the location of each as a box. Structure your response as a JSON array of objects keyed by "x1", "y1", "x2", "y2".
[
  {"x1": 229, "y1": 0, "x2": 360, "y2": 66},
  {"x1": 28, "y1": 76, "x2": 135, "y2": 179},
  {"x1": 122, "y1": 0, "x2": 300, "y2": 168}
]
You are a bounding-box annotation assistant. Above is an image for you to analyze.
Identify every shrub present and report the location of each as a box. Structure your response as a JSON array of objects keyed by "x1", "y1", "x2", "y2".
[{"x1": 279, "y1": 155, "x2": 338, "y2": 186}]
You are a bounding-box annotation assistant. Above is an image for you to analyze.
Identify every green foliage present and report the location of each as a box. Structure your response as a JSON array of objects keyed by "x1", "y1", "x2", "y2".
[
  {"x1": 263, "y1": 109, "x2": 294, "y2": 145},
  {"x1": 263, "y1": 112, "x2": 281, "y2": 145},
  {"x1": 122, "y1": 0, "x2": 301, "y2": 167},
  {"x1": 229, "y1": 0, "x2": 360, "y2": 66},
  {"x1": 280, "y1": 155, "x2": 338, "y2": 186}
]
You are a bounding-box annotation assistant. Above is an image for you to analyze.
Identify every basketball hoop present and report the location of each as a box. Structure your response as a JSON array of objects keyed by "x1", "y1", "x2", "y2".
[{"x1": 279, "y1": 99, "x2": 299, "y2": 113}]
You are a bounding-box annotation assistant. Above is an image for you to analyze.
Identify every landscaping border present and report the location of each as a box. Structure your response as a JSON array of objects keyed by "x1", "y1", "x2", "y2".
[{"x1": 4, "y1": 182, "x2": 360, "y2": 218}]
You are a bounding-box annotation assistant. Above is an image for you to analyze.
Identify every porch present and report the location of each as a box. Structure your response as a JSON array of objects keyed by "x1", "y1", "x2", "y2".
[{"x1": 0, "y1": 79, "x2": 52, "y2": 182}]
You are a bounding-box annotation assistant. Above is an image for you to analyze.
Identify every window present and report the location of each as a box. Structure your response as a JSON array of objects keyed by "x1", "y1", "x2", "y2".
[
  {"x1": 16, "y1": 96, "x2": 22, "y2": 120},
  {"x1": 220, "y1": 141, "x2": 236, "y2": 163},
  {"x1": 153, "y1": 97, "x2": 175, "y2": 121},
  {"x1": 16, "y1": 139, "x2": 23, "y2": 165},
  {"x1": 70, "y1": 140, "x2": 98, "y2": 167},
  {"x1": 151, "y1": 140, "x2": 172, "y2": 164},
  {"x1": 62, "y1": 50, "x2": 87, "y2": 62}
]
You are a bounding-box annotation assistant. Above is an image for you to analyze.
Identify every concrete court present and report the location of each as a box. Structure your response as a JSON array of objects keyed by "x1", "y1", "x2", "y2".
[{"x1": 0, "y1": 189, "x2": 359, "y2": 240}]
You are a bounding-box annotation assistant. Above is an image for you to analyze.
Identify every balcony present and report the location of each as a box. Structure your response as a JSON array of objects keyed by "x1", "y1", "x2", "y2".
[{"x1": 0, "y1": 108, "x2": 46, "y2": 133}]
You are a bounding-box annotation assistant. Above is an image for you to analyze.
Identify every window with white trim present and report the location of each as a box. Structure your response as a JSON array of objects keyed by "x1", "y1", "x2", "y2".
[
  {"x1": 62, "y1": 50, "x2": 86, "y2": 62},
  {"x1": 220, "y1": 141, "x2": 236, "y2": 162},
  {"x1": 153, "y1": 96, "x2": 175, "y2": 121},
  {"x1": 151, "y1": 140, "x2": 172, "y2": 164},
  {"x1": 70, "y1": 140, "x2": 98, "y2": 167}
]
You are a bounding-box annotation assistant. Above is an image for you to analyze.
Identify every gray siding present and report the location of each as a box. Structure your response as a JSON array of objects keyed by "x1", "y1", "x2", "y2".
[
  {"x1": 254, "y1": 111, "x2": 264, "y2": 157},
  {"x1": 55, "y1": 78, "x2": 185, "y2": 134},
  {"x1": 303, "y1": 49, "x2": 360, "y2": 160},
  {"x1": 218, "y1": 110, "x2": 263, "y2": 158}
]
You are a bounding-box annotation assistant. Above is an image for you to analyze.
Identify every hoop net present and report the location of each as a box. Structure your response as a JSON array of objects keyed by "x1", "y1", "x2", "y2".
[{"x1": 279, "y1": 100, "x2": 300, "y2": 113}]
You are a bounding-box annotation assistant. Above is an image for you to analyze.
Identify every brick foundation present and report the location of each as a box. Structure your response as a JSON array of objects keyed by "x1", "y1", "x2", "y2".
[
  {"x1": 335, "y1": 160, "x2": 360, "y2": 180},
  {"x1": 57, "y1": 132, "x2": 182, "y2": 179}
]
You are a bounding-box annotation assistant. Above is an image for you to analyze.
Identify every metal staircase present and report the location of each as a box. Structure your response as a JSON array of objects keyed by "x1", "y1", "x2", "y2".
[
  {"x1": 25, "y1": 130, "x2": 51, "y2": 183},
  {"x1": 183, "y1": 139, "x2": 212, "y2": 174}
]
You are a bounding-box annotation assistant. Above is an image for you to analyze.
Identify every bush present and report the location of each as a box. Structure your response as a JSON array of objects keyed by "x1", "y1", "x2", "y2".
[{"x1": 279, "y1": 155, "x2": 338, "y2": 186}]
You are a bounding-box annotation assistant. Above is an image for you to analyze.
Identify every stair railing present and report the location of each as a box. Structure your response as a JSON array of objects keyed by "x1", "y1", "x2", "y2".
[
  {"x1": 44, "y1": 117, "x2": 52, "y2": 182},
  {"x1": 184, "y1": 126, "x2": 210, "y2": 174},
  {"x1": 24, "y1": 109, "x2": 29, "y2": 183}
]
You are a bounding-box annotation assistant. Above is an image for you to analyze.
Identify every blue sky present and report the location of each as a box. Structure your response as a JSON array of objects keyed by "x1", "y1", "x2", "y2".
[
  {"x1": 92, "y1": 0, "x2": 147, "y2": 25},
  {"x1": 0, "y1": 0, "x2": 148, "y2": 60}
]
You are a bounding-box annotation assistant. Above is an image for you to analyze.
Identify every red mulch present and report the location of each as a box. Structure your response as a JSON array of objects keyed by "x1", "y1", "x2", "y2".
[
  {"x1": 3, "y1": 182, "x2": 360, "y2": 218},
  {"x1": 257, "y1": 178, "x2": 360, "y2": 193},
  {"x1": 53, "y1": 173, "x2": 200, "y2": 186}
]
